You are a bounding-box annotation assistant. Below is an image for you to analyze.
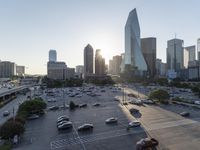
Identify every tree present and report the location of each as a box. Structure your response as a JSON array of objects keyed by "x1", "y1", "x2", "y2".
[
  {"x1": 7, "y1": 116, "x2": 26, "y2": 125},
  {"x1": 156, "y1": 78, "x2": 168, "y2": 86},
  {"x1": 149, "y1": 89, "x2": 170, "y2": 104},
  {"x1": 17, "y1": 98, "x2": 47, "y2": 119},
  {"x1": 69, "y1": 101, "x2": 76, "y2": 110},
  {"x1": 0, "y1": 121, "x2": 24, "y2": 140}
]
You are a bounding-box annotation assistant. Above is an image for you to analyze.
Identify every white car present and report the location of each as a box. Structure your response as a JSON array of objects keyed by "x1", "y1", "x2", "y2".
[
  {"x1": 57, "y1": 121, "x2": 72, "y2": 130},
  {"x1": 105, "y1": 117, "x2": 118, "y2": 124},
  {"x1": 128, "y1": 120, "x2": 141, "y2": 127},
  {"x1": 194, "y1": 101, "x2": 200, "y2": 105},
  {"x1": 3, "y1": 110, "x2": 10, "y2": 117}
]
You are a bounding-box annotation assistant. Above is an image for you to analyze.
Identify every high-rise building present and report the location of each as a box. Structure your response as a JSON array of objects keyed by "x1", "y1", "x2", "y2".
[
  {"x1": 167, "y1": 39, "x2": 184, "y2": 72},
  {"x1": 84, "y1": 44, "x2": 93, "y2": 76},
  {"x1": 0, "y1": 61, "x2": 16, "y2": 78},
  {"x1": 76, "y1": 65, "x2": 84, "y2": 78},
  {"x1": 47, "y1": 61, "x2": 67, "y2": 80},
  {"x1": 124, "y1": 8, "x2": 147, "y2": 74},
  {"x1": 184, "y1": 46, "x2": 196, "y2": 68},
  {"x1": 109, "y1": 55, "x2": 122, "y2": 75},
  {"x1": 156, "y1": 59, "x2": 167, "y2": 77},
  {"x1": 197, "y1": 39, "x2": 200, "y2": 61},
  {"x1": 141, "y1": 37, "x2": 157, "y2": 78},
  {"x1": 120, "y1": 53, "x2": 125, "y2": 73},
  {"x1": 16, "y1": 65, "x2": 25, "y2": 76},
  {"x1": 95, "y1": 49, "x2": 105, "y2": 75},
  {"x1": 49, "y1": 49, "x2": 57, "y2": 62}
]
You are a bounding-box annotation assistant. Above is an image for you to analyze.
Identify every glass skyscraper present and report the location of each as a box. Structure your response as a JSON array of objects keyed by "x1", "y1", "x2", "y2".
[{"x1": 124, "y1": 8, "x2": 147, "y2": 73}]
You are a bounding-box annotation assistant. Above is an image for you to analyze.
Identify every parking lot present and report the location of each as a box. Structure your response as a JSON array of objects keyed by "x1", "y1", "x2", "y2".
[{"x1": 16, "y1": 86, "x2": 148, "y2": 150}]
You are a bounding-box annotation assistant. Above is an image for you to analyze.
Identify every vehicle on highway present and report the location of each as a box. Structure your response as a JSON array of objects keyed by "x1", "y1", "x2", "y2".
[
  {"x1": 48, "y1": 106, "x2": 59, "y2": 110},
  {"x1": 105, "y1": 117, "x2": 118, "y2": 124},
  {"x1": 77, "y1": 123, "x2": 93, "y2": 131},
  {"x1": 128, "y1": 120, "x2": 141, "y2": 128},
  {"x1": 93, "y1": 103, "x2": 100, "y2": 107},
  {"x1": 194, "y1": 101, "x2": 200, "y2": 105},
  {"x1": 129, "y1": 108, "x2": 139, "y2": 114},
  {"x1": 136, "y1": 138, "x2": 159, "y2": 150},
  {"x1": 57, "y1": 121, "x2": 72, "y2": 130},
  {"x1": 79, "y1": 104, "x2": 87, "y2": 108},
  {"x1": 180, "y1": 112, "x2": 190, "y2": 117},
  {"x1": 3, "y1": 110, "x2": 10, "y2": 117},
  {"x1": 27, "y1": 114, "x2": 40, "y2": 120}
]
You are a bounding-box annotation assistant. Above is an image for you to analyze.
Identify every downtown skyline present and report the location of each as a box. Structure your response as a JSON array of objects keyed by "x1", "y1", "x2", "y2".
[{"x1": 0, "y1": 0, "x2": 200, "y2": 74}]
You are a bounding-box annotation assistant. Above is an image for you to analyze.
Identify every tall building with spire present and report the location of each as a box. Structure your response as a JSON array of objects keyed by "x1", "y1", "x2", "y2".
[{"x1": 124, "y1": 8, "x2": 147, "y2": 75}]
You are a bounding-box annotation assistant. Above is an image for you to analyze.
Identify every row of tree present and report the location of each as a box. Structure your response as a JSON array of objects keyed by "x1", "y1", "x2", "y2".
[{"x1": 0, "y1": 98, "x2": 47, "y2": 142}]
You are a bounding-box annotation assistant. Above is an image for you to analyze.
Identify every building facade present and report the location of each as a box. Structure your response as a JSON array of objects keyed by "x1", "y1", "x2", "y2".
[
  {"x1": 95, "y1": 49, "x2": 105, "y2": 75},
  {"x1": 84, "y1": 44, "x2": 93, "y2": 76},
  {"x1": 0, "y1": 61, "x2": 16, "y2": 78},
  {"x1": 197, "y1": 39, "x2": 200, "y2": 61},
  {"x1": 124, "y1": 8, "x2": 147, "y2": 75},
  {"x1": 65, "y1": 68, "x2": 75, "y2": 79},
  {"x1": 167, "y1": 39, "x2": 184, "y2": 72},
  {"x1": 49, "y1": 49, "x2": 57, "y2": 62},
  {"x1": 141, "y1": 37, "x2": 157, "y2": 78},
  {"x1": 16, "y1": 66, "x2": 25, "y2": 76},
  {"x1": 109, "y1": 55, "x2": 122, "y2": 75},
  {"x1": 47, "y1": 61, "x2": 67, "y2": 80}
]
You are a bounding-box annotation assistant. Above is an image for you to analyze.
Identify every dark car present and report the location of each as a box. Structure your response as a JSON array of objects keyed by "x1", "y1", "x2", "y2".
[
  {"x1": 77, "y1": 123, "x2": 93, "y2": 131},
  {"x1": 48, "y1": 106, "x2": 59, "y2": 110},
  {"x1": 79, "y1": 104, "x2": 87, "y2": 108},
  {"x1": 3, "y1": 111, "x2": 10, "y2": 117},
  {"x1": 129, "y1": 108, "x2": 139, "y2": 114},
  {"x1": 180, "y1": 112, "x2": 190, "y2": 117},
  {"x1": 136, "y1": 138, "x2": 159, "y2": 150}
]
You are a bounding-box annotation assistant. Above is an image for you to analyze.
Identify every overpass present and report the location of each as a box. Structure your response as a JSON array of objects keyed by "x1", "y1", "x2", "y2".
[{"x1": 0, "y1": 85, "x2": 30, "y2": 101}]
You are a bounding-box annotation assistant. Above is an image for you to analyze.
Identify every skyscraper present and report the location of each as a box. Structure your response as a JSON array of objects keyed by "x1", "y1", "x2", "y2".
[
  {"x1": 167, "y1": 39, "x2": 184, "y2": 72},
  {"x1": 141, "y1": 37, "x2": 157, "y2": 78},
  {"x1": 84, "y1": 44, "x2": 94, "y2": 75},
  {"x1": 95, "y1": 49, "x2": 105, "y2": 75},
  {"x1": 184, "y1": 45, "x2": 196, "y2": 68},
  {"x1": 0, "y1": 61, "x2": 16, "y2": 78},
  {"x1": 49, "y1": 49, "x2": 57, "y2": 62},
  {"x1": 197, "y1": 38, "x2": 200, "y2": 61},
  {"x1": 124, "y1": 8, "x2": 147, "y2": 74},
  {"x1": 109, "y1": 55, "x2": 122, "y2": 75}
]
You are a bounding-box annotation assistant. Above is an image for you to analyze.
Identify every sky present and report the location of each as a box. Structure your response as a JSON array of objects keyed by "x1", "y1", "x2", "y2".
[{"x1": 0, "y1": 0, "x2": 200, "y2": 74}]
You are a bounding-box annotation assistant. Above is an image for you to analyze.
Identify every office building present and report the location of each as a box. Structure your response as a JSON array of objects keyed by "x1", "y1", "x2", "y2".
[
  {"x1": 0, "y1": 61, "x2": 16, "y2": 78},
  {"x1": 47, "y1": 61, "x2": 67, "y2": 80},
  {"x1": 84, "y1": 44, "x2": 93, "y2": 76},
  {"x1": 156, "y1": 59, "x2": 167, "y2": 77},
  {"x1": 197, "y1": 39, "x2": 200, "y2": 61},
  {"x1": 65, "y1": 68, "x2": 75, "y2": 79},
  {"x1": 109, "y1": 55, "x2": 122, "y2": 75},
  {"x1": 49, "y1": 49, "x2": 57, "y2": 62},
  {"x1": 167, "y1": 39, "x2": 184, "y2": 72},
  {"x1": 120, "y1": 53, "x2": 125, "y2": 73},
  {"x1": 95, "y1": 49, "x2": 105, "y2": 75},
  {"x1": 75, "y1": 65, "x2": 84, "y2": 78},
  {"x1": 124, "y1": 8, "x2": 147, "y2": 75},
  {"x1": 16, "y1": 66, "x2": 25, "y2": 76},
  {"x1": 141, "y1": 37, "x2": 157, "y2": 78},
  {"x1": 184, "y1": 46, "x2": 196, "y2": 68}
]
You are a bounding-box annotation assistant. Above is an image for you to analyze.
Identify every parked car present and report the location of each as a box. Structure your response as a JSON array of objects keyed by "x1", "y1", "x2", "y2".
[
  {"x1": 57, "y1": 116, "x2": 69, "y2": 122},
  {"x1": 180, "y1": 112, "x2": 190, "y2": 117},
  {"x1": 93, "y1": 103, "x2": 100, "y2": 107},
  {"x1": 27, "y1": 114, "x2": 39, "y2": 120},
  {"x1": 3, "y1": 110, "x2": 10, "y2": 117},
  {"x1": 77, "y1": 123, "x2": 93, "y2": 131},
  {"x1": 79, "y1": 104, "x2": 87, "y2": 108},
  {"x1": 136, "y1": 138, "x2": 159, "y2": 150},
  {"x1": 194, "y1": 101, "x2": 200, "y2": 105},
  {"x1": 57, "y1": 121, "x2": 72, "y2": 130},
  {"x1": 143, "y1": 99, "x2": 154, "y2": 104},
  {"x1": 105, "y1": 117, "x2": 118, "y2": 124},
  {"x1": 128, "y1": 120, "x2": 141, "y2": 128},
  {"x1": 129, "y1": 108, "x2": 139, "y2": 114},
  {"x1": 48, "y1": 106, "x2": 59, "y2": 110}
]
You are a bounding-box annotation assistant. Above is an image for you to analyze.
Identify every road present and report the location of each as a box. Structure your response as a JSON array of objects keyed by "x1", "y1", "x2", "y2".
[{"x1": 0, "y1": 93, "x2": 28, "y2": 125}]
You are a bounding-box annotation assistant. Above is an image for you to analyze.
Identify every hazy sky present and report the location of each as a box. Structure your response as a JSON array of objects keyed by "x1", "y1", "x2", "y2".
[{"x1": 0, "y1": 0, "x2": 199, "y2": 74}]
